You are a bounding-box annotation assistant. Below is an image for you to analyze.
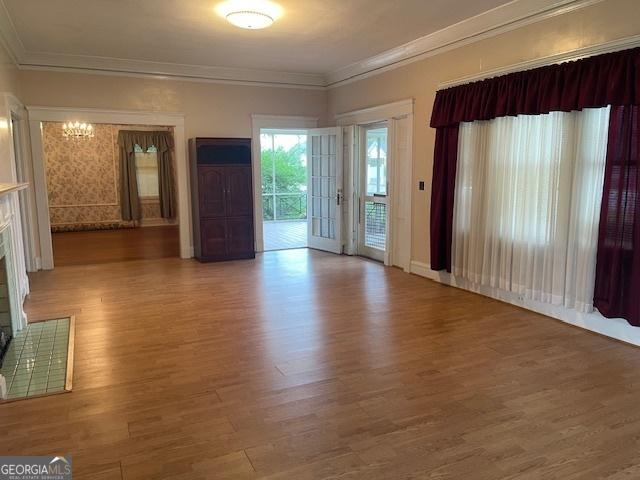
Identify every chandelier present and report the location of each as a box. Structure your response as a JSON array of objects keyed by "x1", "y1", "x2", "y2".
[{"x1": 62, "y1": 122, "x2": 94, "y2": 139}]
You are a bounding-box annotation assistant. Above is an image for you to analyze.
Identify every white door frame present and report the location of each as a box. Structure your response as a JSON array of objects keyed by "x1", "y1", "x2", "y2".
[
  {"x1": 336, "y1": 99, "x2": 414, "y2": 272},
  {"x1": 357, "y1": 121, "x2": 388, "y2": 263},
  {"x1": 250, "y1": 114, "x2": 318, "y2": 252},
  {"x1": 4, "y1": 93, "x2": 39, "y2": 272},
  {"x1": 27, "y1": 106, "x2": 191, "y2": 270}
]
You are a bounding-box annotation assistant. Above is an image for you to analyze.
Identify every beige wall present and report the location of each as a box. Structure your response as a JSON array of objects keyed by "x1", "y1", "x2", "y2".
[
  {"x1": 0, "y1": 41, "x2": 20, "y2": 98},
  {"x1": 0, "y1": 40, "x2": 22, "y2": 184},
  {"x1": 19, "y1": 71, "x2": 327, "y2": 140},
  {"x1": 326, "y1": 0, "x2": 640, "y2": 265}
]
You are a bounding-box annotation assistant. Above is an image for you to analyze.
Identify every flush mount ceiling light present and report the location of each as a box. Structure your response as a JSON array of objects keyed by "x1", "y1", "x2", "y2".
[
  {"x1": 226, "y1": 10, "x2": 273, "y2": 29},
  {"x1": 216, "y1": 1, "x2": 282, "y2": 30}
]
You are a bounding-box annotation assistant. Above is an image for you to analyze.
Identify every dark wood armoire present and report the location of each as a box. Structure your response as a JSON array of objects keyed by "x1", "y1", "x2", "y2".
[{"x1": 189, "y1": 138, "x2": 255, "y2": 262}]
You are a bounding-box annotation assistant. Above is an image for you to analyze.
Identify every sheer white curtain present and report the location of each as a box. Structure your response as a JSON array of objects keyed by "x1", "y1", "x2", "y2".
[{"x1": 452, "y1": 107, "x2": 610, "y2": 313}]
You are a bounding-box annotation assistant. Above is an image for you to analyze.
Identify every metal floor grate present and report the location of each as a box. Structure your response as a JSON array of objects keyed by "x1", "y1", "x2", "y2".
[{"x1": 365, "y1": 201, "x2": 386, "y2": 250}]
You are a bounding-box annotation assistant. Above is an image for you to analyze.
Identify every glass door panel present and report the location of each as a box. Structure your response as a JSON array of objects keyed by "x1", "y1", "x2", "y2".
[
  {"x1": 359, "y1": 125, "x2": 388, "y2": 261},
  {"x1": 307, "y1": 128, "x2": 342, "y2": 254}
]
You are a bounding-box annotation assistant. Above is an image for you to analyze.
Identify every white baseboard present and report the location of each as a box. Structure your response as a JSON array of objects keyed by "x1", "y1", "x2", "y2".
[
  {"x1": 410, "y1": 260, "x2": 640, "y2": 347},
  {"x1": 409, "y1": 261, "x2": 437, "y2": 280}
]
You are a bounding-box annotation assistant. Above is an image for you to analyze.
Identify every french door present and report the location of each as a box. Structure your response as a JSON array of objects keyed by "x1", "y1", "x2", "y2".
[
  {"x1": 358, "y1": 123, "x2": 388, "y2": 262},
  {"x1": 307, "y1": 127, "x2": 343, "y2": 254}
]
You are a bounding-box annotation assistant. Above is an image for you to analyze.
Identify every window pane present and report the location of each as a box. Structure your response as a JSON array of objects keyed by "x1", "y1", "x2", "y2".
[
  {"x1": 452, "y1": 107, "x2": 610, "y2": 312},
  {"x1": 135, "y1": 151, "x2": 159, "y2": 198},
  {"x1": 366, "y1": 127, "x2": 387, "y2": 195}
]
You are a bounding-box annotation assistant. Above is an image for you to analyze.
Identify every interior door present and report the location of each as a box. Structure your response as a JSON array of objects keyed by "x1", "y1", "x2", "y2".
[{"x1": 307, "y1": 127, "x2": 343, "y2": 254}]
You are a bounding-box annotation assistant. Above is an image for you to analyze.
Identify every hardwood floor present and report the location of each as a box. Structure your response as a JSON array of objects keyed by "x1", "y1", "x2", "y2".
[
  {"x1": 2, "y1": 249, "x2": 640, "y2": 479},
  {"x1": 52, "y1": 225, "x2": 180, "y2": 266}
]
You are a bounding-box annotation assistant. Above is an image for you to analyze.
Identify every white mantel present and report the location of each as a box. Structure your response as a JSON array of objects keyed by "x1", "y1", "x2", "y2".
[
  {"x1": 0, "y1": 183, "x2": 29, "y2": 333},
  {"x1": 0, "y1": 92, "x2": 33, "y2": 399}
]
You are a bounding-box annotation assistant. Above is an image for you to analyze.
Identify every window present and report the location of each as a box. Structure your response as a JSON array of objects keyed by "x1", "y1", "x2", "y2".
[
  {"x1": 452, "y1": 107, "x2": 610, "y2": 312},
  {"x1": 366, "y1": 128, "x2": 387, "y2": 195},
  {"x1": 362, "y1": 126, "x2": 388, "y2": 253},
  {"x1": 134, "y1": 145, "x2": 159, "y2": 199}
]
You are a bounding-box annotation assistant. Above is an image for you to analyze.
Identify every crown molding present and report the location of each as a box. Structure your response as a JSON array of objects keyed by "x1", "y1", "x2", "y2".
[
  {"x1": 0, "y1": 0, "x2": 604, "y2": 90},
  {"x1": 17, "y1": 51, "x2": 326, "y2": 89},
  {"x1": 0, "y1": 0, "x2": 25, "y2": 63},
  {"x1": 325, "y1": 0, "x2": 605, "y2": 88}
]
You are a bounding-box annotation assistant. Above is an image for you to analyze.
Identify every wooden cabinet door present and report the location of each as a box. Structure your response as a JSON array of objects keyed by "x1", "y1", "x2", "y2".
[
  {"x1": 225, "y1": 167, "x2": 253, "y2": 217},
  {"x1": 198, "y1": 166, "x2": 226, "y2": 218},
  {"x1": 226, "y1": 217, "x2": 254, "y2": 256},
  {"x1": 200, "y1": 218, "x2": 227, "y2": 258}
]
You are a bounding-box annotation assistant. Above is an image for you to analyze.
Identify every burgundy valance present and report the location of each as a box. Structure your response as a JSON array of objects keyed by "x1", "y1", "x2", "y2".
[{"x1": 430, "y1": 47, "x2": 640, "y2": 128}]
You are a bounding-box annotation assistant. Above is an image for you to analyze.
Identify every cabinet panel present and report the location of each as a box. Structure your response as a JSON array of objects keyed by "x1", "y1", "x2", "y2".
[
  {"x1": 225, "y1": 167, "x2": 253, "y2": 217},
  {"x1": 196, "y1": 143, "x2": 251, "y2": 165},
  {"x1": 198, "y1": 166, "x2": 226, "y2": 218},
  {"x1": 200, "y1": 218, "x2": 227, "y2": 258},
  {"x1": 226, "y1": 217, "x2": 254, "y2": 256}
]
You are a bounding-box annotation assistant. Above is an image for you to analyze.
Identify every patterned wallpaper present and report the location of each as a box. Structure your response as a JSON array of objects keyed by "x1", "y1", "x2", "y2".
[{"x1": 43, "y1": 122, "x2": 176, "y2": 231}]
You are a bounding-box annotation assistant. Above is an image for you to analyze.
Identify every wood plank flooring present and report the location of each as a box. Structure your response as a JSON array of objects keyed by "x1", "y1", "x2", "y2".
[
  {"x1": 52, "y1": 225, "x2": 179, "y2": 266},
  {"x1": 2, "y1": 249, "x2": 640, "y2": 479}
]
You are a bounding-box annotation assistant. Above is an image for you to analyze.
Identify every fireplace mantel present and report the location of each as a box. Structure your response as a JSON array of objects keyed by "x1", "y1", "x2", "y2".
[
  {"x1": 0, "y1": 183, "x2": 29, "y2": 335},
  {"x1": 0, "y1": 183, "x2": 28, "y2": 198}
]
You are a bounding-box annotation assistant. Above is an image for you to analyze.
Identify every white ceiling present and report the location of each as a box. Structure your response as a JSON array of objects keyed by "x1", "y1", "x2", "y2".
[{"x1": 0, "y1": 0, "x2": 590, "y2": 87}]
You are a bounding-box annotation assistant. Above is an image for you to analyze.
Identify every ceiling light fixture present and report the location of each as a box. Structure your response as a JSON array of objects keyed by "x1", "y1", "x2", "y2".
[
  {"x1": 216, "y1": 1, "x2": 282, "y2": 30},
  {"x1": 62, "y1": 121, "x2": 94, "y2": 140},
  {"x1": 226, "y1": 10, "x2": 273, "y2": 29}
]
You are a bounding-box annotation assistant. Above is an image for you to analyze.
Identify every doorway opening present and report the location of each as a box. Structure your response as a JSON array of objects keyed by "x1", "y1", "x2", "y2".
[
  {"x1": 357, "y1": 123, "x2": 388, "y2": 262},
  {"x1": 40, "y1": 122, "x2": 180, "y2": 266},
  {"x1": 260, "y1": 129, "x2": 308, "y2": 251}
]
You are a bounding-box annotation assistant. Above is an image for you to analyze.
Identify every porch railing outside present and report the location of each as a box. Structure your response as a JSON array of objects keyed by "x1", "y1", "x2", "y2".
[{"x1": 263, "y1": 192, "x2": 307, "y2": 221}]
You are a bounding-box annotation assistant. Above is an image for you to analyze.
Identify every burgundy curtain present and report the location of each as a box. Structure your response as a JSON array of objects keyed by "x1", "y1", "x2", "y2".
[
  {"x1": 430, "y1": 47, "x2": 640, "y2": 129},
  {"x1": 594, "y1": 106, "x2": 640, "y2": 325},
  {"x1": 429, "y1": 46, "x2": 640, "y2": 272},
  {"x1": 430, "y1": 126, "x2": 459, "y2": 272}
]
